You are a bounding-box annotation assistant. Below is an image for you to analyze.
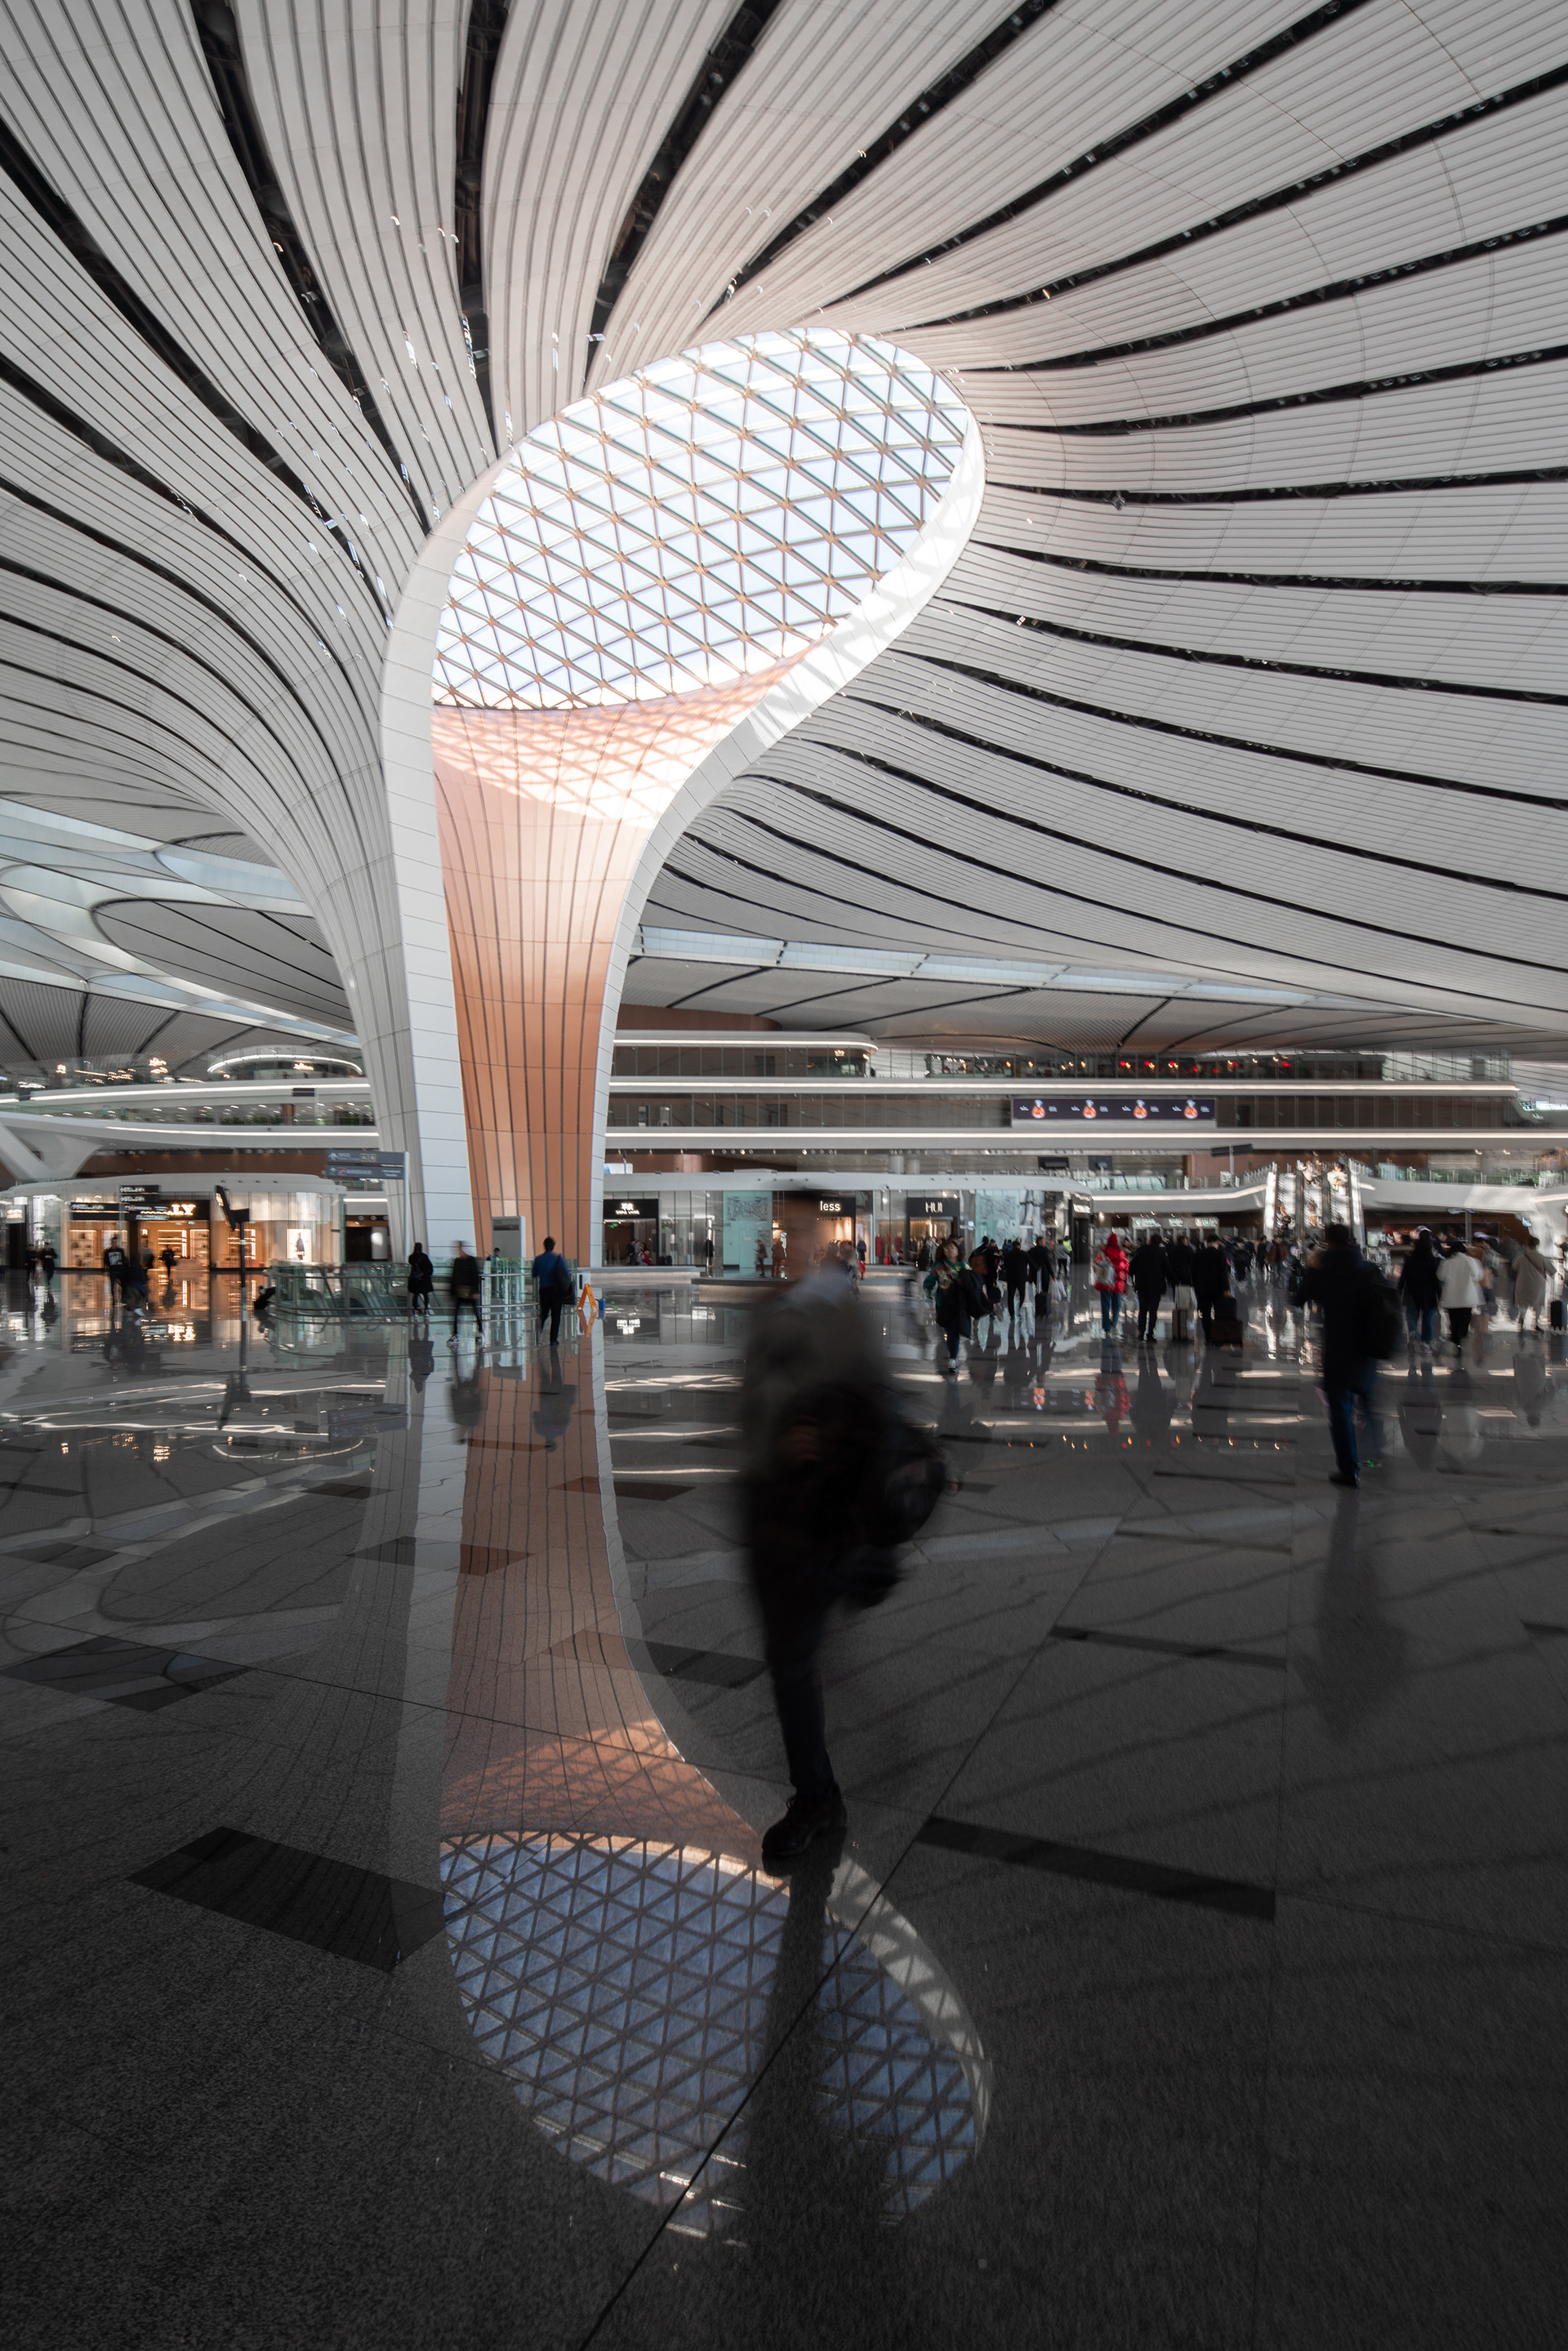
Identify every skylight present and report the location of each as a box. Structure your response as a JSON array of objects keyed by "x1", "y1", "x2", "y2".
[{"x1": 434, "y1": 330, "x2": 968, "y2": 710}]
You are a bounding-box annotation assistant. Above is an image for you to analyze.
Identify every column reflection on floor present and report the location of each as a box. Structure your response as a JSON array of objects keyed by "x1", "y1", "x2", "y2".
[{"x1": 432, "y1": 1292, "x2": 991, "y2": 2238}]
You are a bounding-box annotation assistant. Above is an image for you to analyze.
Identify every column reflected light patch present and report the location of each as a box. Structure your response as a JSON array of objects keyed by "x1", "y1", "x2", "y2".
[{"x1": 441, "y1": 1829, "x2": 989, "y2": 2237}]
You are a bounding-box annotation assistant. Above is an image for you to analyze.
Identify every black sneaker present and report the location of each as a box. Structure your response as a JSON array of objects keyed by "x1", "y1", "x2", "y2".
[
  {"x1": 1329, "y1": 1470, "x2": 1360, "y2": 1489},
  {"x1": 761, "y1": 1789, "x2": 847, "y2": 1867}
]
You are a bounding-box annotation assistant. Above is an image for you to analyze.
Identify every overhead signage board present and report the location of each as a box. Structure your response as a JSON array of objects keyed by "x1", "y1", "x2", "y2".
[
  {"x1": 325, "y1": 1149, "x2": 406, "y2": 1182},
  {"x1": 1009, "y1": 1096, "x2": 1216, "y2": 1128},
  {"x1": 118, "y1": 1182, "x2": 160, "y2": 1207},
  {"x1": 909, "y1": 1195, "x2": 959, "y2": 1218},
  {"x1": 605, "y1": 1198, "x2": 659, "y2": 1218}
]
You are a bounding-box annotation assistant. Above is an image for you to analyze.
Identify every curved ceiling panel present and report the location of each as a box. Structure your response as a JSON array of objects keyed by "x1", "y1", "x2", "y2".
[{"x1": 0, "y1": 0, "x2": 1562, "y2": 1149}]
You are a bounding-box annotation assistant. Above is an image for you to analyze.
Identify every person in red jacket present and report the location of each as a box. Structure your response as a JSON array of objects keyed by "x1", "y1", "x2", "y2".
[{"x1": 1092, "y1": 1231, "x2": 1130, "y2": 1335}]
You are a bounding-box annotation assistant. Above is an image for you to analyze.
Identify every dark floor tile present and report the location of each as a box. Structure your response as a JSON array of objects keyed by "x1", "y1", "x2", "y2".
[
  {"x1": 130, "y1": 1826, "x2": 447, "y2": 1971},
  {"x1": 1254, "y1": 1895, "x2": 1568, "y2": 2349}
]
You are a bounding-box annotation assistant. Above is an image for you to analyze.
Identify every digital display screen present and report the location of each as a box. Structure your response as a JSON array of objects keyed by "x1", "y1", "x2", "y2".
[{"x1": 1009, "y1": 1096, "x2": 1216, "y2": 1127}]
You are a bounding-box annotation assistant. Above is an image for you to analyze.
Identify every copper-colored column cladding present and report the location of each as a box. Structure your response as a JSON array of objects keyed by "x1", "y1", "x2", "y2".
[
  {"x1": 439, "y1": 1354, "x2": 754, "y2": 1862},
  {"x1": 432, "y1": 657, "x2": 801, "y2": 1258}
]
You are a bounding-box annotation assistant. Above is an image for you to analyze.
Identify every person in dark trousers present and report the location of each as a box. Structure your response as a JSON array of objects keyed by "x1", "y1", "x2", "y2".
[
  {"x1": 158, "y1": 1245, "x2": 176, "y2": 1276},
  {"x1": 532, "y1": 1235, "x2": 572, "y2": 1342},
  {"x1": 1295, "y1": 1222, "x2": 1384, "y2": 1487},
  {"x1": 741, "y1": 1254, "x2": 886, "y2": 1864},
  {"x1": 1396, "y1": 1229, "x2": 1441, "y2": 1351},
  {"x1": 1002, "y1": 1240, "x2": 1029, "y2": 1316},
  {"x1": 924, "y1": 1238, "x2": 976, "y2": 1371},
  {"x1": 1192, "y1": 1237, "x2": 1232, "y2": 1342},
  {"x1": 102, "y1": 1238, "x2": 127, "y2": 1299},
  {"x1": 408, "y1": 1240, "x2": 434, "y2": 1322},
  {"x1": 448, "y1": 1242, "x2": 483, "y2": 1344},
  {"x1": 1128, "y1": 1231, "x2": 1169, "y2": 1342}
]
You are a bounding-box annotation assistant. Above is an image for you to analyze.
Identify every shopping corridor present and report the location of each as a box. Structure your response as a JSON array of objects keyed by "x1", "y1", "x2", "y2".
[{"x1": 5, "y1": 1271, "x2": 1566, "y2": 2349}]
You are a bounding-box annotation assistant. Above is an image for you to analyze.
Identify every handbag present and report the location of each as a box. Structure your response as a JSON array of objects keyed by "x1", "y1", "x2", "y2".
[{"x1": 1174, "y1": 1283, "x2": 1196, "y2": 1310}]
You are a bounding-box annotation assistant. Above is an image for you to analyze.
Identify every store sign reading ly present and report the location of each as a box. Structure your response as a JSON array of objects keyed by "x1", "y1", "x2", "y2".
[{"x1": 1010, "y1": 1095, "x2": 1216, "y2": 1127}]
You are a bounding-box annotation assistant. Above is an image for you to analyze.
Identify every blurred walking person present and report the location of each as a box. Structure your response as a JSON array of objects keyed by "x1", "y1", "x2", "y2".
[
  {"x1": 1439, "y1": 1242, "x2": 1484, "y2": 1356},
  {"x1": 742, "y1": 1254, "x2": 942, "y2": 1863},
  {"x1": 1128, "y1": 1231, "x2": 1169, "y2": 1343},
  {"x1": 1091, "y1": 1230, "x2": 1129, "y2": 1335},
  {"x1": 1511, "y1": 1234, "x2": 1552, "y2": 1334},
  {"x1": 1294, "y1": 1222, "x2": 1393, "y2": 1487},
  {"x1": 924, "y1": 1237, "x2": 980, "y2": 1373},
  {"x1": 1396, "y1": 1229, "x2": 1440, "y2": 1353},
  {"x1": 408, "y1": 1240, "x2": 434, "y2": 1323},
  {"x1": 532, "y1": 1235, "x2": 572, "y2": 1342},
  {"x1": 448, "y1": 1241, "x2": 484, "y2": 1345}
]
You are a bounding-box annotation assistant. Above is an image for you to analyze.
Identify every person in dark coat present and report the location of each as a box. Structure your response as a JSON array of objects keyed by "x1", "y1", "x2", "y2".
[
  {"x1": 407, "y1": 1241, "x2": 434, "y2": 1322},
  {"x1": 531, "y1": 1236, "x2": 572, "y2": 1342},
  {"x1": 1001, "y1": 1240, "x2": 1029, "y2": 1316},
  {"x1": 1396, "y1": 1230, "x2": 1441, "y2": 1351},
  {"x1": 448, "y1": 1241, "x2": 483, "y2": 1343},
  {"x1": 1295, "y1": 1222, "x2": 1384, "y2": 1486},
  {"x1": 1127, "y1": 1233, "x2": 1169, "y2": 1343},
  {"x1": 924, "y1": 1238, "x2": 976, "y2": 1372},
  {"x1": 741, "y1": 1257, "x2": 888, "y2": 1863},
  {"x1": 1192, "y1": 1238, "x2": 1232, "y2": 1343},
  {"x1": 1165, "y1": 1231, "x2": 1196, "y2": 1341}
]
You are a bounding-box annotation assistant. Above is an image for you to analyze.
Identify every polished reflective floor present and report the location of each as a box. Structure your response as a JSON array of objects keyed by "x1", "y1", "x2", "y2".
[{"x1": 5, "y1": 1269, "x2": 1566, "y2": 2347}]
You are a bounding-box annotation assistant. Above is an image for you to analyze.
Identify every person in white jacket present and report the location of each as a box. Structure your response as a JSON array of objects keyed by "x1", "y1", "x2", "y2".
[{"x1": 1438, "y1": 1245, "x2": 1485, "y2": 1354}]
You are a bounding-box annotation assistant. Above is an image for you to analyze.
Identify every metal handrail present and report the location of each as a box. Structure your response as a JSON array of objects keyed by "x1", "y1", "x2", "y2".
[{"x1": 268, "y1": 1262, "x2": 407, "y2": 1319}]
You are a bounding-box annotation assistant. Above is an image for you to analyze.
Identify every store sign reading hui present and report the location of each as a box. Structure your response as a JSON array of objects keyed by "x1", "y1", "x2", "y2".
[
  {"x1": 912, "y1": 1196, "x2": 959, "y2": 1218},
  {"x1": 1009, "y1": 1096, "x2": 1215, "y2": 1128}
]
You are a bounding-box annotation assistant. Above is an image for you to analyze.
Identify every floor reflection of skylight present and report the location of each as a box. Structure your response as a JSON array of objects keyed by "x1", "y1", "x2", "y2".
[
  {"x1": 440, "y1": 1829, "x2": 987, "y2": 2237},
  {"x1": 435, "y1": 332, "x2": 968, "y2": 710}
]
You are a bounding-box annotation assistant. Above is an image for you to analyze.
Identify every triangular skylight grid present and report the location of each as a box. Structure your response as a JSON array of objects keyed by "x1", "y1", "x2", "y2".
[
  {"x1": 435, "y1": 332, "x2": 967, "y2": 710},
  {"x1": 440, "y1": 1829, "x2": 984, "y2": 2237}
]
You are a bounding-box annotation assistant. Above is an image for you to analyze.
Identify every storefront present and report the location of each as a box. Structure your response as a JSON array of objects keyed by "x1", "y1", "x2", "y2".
[
  {"x1": 131, "y1": 1198, "x2": 209, "y2": 1276},
  {"x1": 903, "y1": 1193, "x2": 960, "y2": 1257},
  {"x1": 777, "y1": 1191, "x2": 862, "y2": 1271},
  {"x1": 603, "y1": 1195, "x2": 662, "y2": 1264}
]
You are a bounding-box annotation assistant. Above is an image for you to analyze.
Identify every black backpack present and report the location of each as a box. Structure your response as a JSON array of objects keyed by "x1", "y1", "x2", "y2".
[{"x1": 1360, "y1": 1264, "x2": 1403, "y2": 1360}]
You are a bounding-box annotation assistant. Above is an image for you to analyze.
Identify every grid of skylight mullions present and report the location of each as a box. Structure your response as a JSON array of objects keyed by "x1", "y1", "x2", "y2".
[
  {"x1": 435, "y1": 331, "x2": 967, "y2": 710},
  {"x1": 440, "y1": 1828, "x2": 982, "y2": 2235}
]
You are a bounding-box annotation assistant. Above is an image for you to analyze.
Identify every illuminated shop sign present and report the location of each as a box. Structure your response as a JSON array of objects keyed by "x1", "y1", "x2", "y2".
[
  {"x1": 607, "y1": 1197, "x2": 660, "y2": 1218},
  {"x1": 160, "y1": 1202, "x2": 200, "y2": 1218},
  {"x1": 1009, "y1": 1096, "x2": 1216, "y2": 1127},
  {"x1": 910, "y1": 1196, "x2": 959, "y2": 1218}
]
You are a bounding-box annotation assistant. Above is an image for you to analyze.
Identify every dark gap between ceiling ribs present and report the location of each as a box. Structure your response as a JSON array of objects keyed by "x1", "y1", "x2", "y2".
[
  {"x1": 589, "y1": 2, "x2": 786, "y2": 346},
  {"x1": 938, "y1": 601, "x2": 1568, "y2": 714},
  {"x1": 848, "y1": 684, "x2": 1568, "y2": 891},
  {"x1": 748, "y1": 761, "x2": 1566, "y2": 988},
  {"x1": 969, "y1": 538, "x2": 1568, "y2": 599},
  {"x1": 838, "y1": 0, "x2": 1375, "y2": 304},
  {"x1": 455, "y1": 0, "x2": 510, "y2": 447},
  {"x1": 0, "y1": 112, "x2": 384, "y2": 621},
  {"x1": 192, "y1": 0, "x2": 425, "y2": 529},
  {"x1": 977, "y1": 212, "x2": 1568, "y2": 374},
  {"x1": 991, "y1": 339, "x2": 1568, "y2": 437},
  {"x1": 710, "y1": 0, "x2": 1058, "y2": 313},
  {"x1": 907, "y1": 58, "x2": 1568, "y2": 329},
  {"x1": 987, "y1": 461, "x2": 1568, "y2": 503}
]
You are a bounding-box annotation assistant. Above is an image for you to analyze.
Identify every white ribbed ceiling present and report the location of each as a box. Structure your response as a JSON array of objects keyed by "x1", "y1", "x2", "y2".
[{"x1": 1, "y1": 0, "x2": 1564, "y2": 1094}]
